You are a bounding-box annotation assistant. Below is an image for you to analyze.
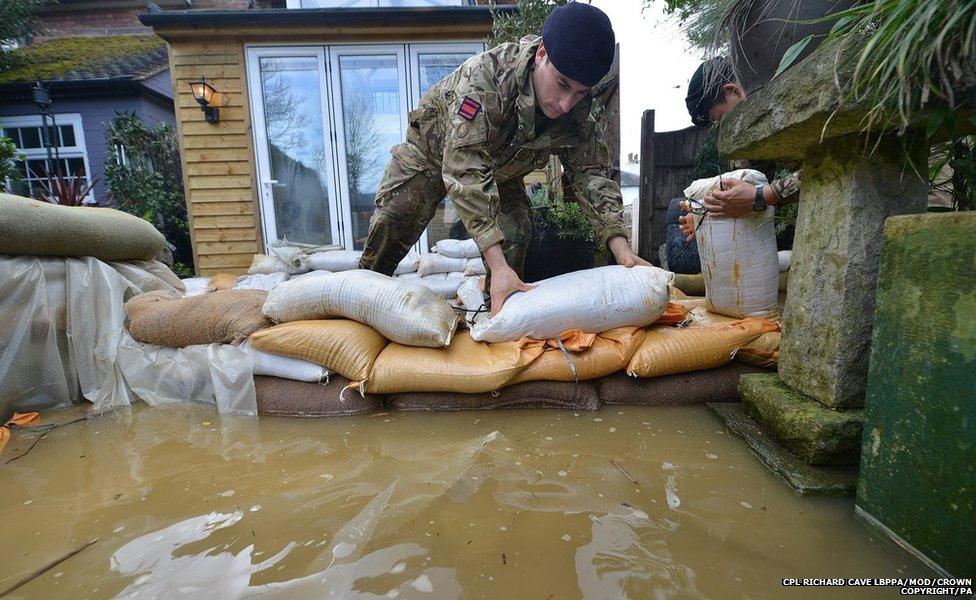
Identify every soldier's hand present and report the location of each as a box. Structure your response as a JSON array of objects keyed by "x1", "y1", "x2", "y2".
[
  {"x1": 703, "y1": 178, "x2": 755, "y2": 218},
  {"x1": 607, "y1": 236, "x2": 651, "y2": 268},
  {"x1": 678, "y1": 213, "x2": 696, "y2": 241},
  {"x1": 489, "y1": 266, "x2": 536, "y2": 316}
]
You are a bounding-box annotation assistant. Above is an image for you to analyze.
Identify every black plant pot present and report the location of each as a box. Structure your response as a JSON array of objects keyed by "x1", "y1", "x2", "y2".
[
  {"x1": 730, "y1": 0, "x2": 861, "y2": 95},
  {"x1": 522, "y1": 208, "x2": 597, "y2": 283}
]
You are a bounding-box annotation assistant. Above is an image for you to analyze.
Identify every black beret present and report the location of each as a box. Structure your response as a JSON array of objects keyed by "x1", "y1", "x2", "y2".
[
  {"x1": 685, "y1": 57, "x2": 735, "y2": 127},
  {"x1": 541, "y1": 2, "x2": 615, "y2": 88}
]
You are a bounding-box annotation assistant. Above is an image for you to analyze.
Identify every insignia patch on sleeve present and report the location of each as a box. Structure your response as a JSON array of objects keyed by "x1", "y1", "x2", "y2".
[{"x1": 457, "y1": 96, "x2": 482, "y2": 121}]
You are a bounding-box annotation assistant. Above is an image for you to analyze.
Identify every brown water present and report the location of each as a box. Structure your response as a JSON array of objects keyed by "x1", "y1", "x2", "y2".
[{"x1": 1, "y1": 404, "x2": 931, "y2": 599}]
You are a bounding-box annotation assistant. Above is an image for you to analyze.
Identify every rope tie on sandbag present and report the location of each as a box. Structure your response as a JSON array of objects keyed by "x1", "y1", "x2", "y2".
[
  {"x1": 452, "y1": 305, "x2": 491, "y2": 327},
  {"x1": 553, "y1": 336, "x2": 579, "y2": 384}
]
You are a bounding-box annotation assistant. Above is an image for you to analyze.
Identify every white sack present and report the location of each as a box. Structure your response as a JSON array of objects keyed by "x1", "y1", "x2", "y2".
[
  {"x1": 269, "y1": 244, "x2": 311, "y2": 275},
  {"x1": 181, "y1": 277, "x2": 214, "y2": 297},
  {"x1": 307, "y1": 249, "x2": 362, "y2": 272},
  {"x1": 394, "y1": 249, "x2": 421, "y2": 275},
  {"x1": 234, "y1": 272, "x2": 289, "y2": 291},
  {"x1": 418, "y1": 253, "x2": 467, "y2": 276},
  {"x1": 408, "y1": 273, "x2": 467, "y2": 298},
  {"x1": 456, "y1": 276, "x2": 487, "y2": 328},
  {"x1": 247, "y1": 254, "x2": 291, "y2": 275},
  {"x1": 463, "y1": 258, "x2": 487, "y2": 276},
  {"x1": 687, "y1": 170, "x2": 779, "y2": 319},
  {"x1": 433, "y1": 238, "x2": 480, "y2": 258},
  {"x1": 245, "y1": 344, "x2": 329, "y2": 383},
  {"x1": 288, "y1": 270, "x2": 333, "y2": 284},
  {"x1": 778, "y1": 250, "x2": 792, "y2": 272},
  {"x1": 263, "y1": 270, "x2": 458, "y2": 348},
  {"x1": 470, "y1": 265, "x2": 672, "y2": 343}
]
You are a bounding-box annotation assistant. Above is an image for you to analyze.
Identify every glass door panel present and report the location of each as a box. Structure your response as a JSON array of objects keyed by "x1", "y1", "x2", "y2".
[
  {"x1": 247, "y1": 49, "x2": 339, "y2": 248},
  {"x1": 329, "y1": 48, "x2": 407, "y2": 250},
  {"x1": 409, "y1": 44, "x2": 483, "y2": 251}
]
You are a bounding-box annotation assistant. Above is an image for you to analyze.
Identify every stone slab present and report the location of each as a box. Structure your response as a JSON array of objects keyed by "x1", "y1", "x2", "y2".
[
  {"x1": 708, "y1": 402, "x2": 858, "y2": 496},
  {"x1": 778, "y1": 136, "x2": 928, "y2": 407},
  {"x1": 739, "y1": 373, "x2": 863, "y2": 466},
  {"x1": 857, "y1": 212, "x2": 976, "y2": 578}
]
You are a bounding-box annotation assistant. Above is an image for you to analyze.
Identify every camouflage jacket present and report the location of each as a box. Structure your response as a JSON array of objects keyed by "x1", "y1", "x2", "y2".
[{"x1": 382, "y1": 35, "x2": 629, "y2": 253}]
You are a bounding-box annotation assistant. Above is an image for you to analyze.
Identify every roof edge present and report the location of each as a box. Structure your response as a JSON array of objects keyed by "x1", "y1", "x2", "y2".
[{"x1": 139, "y1": 5, "x2": 515, "y2": 29}]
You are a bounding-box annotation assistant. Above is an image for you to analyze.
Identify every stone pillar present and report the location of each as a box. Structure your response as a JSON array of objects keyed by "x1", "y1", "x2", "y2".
[{"x1": 778, "y1": 136, "x2": 928, "y2": 408}]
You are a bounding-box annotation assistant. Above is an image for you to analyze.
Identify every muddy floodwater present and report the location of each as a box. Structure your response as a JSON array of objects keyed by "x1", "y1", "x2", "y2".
[{"x1": 1, "y1": 404, "x2": 931, "y2": 599}]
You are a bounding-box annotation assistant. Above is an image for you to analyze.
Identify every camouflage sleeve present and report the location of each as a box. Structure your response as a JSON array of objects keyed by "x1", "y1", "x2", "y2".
[
  {"x1": 770, "y1": 170, "x2": 802, "y2": 204},
  {"x1": 440, "y1": 68, "x2": 505, "y2": 253},
  {"x1": 558, "y1": 119, "x2": 630, "y2": 247}
]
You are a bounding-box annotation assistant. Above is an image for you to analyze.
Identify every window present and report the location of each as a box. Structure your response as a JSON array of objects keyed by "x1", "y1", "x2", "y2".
[{"x1": 0, "y1": 114, "x2": 91, "y2": 202}]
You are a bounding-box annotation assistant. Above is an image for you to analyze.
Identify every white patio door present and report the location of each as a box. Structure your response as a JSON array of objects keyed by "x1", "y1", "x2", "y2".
[
  {"x1": 247, "y1": 47, "x2": 341, "y2": 249},
  {"x1": 248, "y1": 42, "x2": 481, "y2": 253}
]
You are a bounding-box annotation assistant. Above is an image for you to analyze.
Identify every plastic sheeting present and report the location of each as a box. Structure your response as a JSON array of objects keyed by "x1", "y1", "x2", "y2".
[{"x1": 0, "y1": 256, "x2": 260, "y2": 419}]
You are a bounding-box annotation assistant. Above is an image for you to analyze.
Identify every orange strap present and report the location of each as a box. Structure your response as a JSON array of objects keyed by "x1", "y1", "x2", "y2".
[{"x1": 0, "y1": 412, "x2": 41, "y2": 455}]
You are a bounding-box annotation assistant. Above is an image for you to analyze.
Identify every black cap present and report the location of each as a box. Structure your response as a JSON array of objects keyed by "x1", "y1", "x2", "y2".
[
  {"x1": 685, "y1": 57, "x2": 734, "y2": 127},
  {"x1": 541, "y1": 2, "x2": 615, "y2": 88}
]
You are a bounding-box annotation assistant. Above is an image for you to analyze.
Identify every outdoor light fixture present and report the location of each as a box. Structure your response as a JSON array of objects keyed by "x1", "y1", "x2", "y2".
[{"x1": 189, "y1": 75, "x2": 220, "y2": 124}]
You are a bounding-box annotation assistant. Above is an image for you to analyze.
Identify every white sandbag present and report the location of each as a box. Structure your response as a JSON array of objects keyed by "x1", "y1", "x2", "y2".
[
  {"x1": 247, "y1": 254, "x2": 291, "y2": 275},
  {"x1": 394, "y1": 249, "x2": 421, "y2": 275},
  {"x1": 245, "y1": 344, "x2": 329, "y2": 383},
  {"x1": 463, "y1": 257, "x2": 487, "y2": 276},
  {"x1": 269, "y1": 244, "x2": 311, "y2": 275},
  {"x1": 433, "y1": 238, "x2": 480, "y2": 258},
  {"x1": 470, "y1": 265, "x2": 672, "y2": 343},
  {"x1": 181, "y1": 277, "x2": 214, "y2": 297},
  {"x1": 262, "y1": 270, "x2": 457, "y2": 348},
  {"x1": 234, "y1": 272, "x2": 289, "y2": 291},
  {"x1": 418, "y1": 253, "x2": 467, "y2": 276},
  {"x1": 395, "y1": 272, "x2": 420, "y2": 281},
  {"x1": 456, "y1": 276, "x2": 487, "y2": 327},
  {"x1": 307, "y1": 249, "x2": 362, "y2": 272},
  {"x1": 288, "y1": 270, "x2": 333, "y2": 284},
  {"x1": 688, "y1": 171, "x2": 779, "y2": 319},
  {"x1": 409, "y1": 273, "x2": 467, "y2": 298},
  {"x1": 778, "y1": 250, "x2": 792, "y2": 272}
]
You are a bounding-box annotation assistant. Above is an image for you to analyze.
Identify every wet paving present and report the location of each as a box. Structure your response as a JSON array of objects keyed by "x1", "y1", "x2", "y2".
[{"x1": 0, "y1": 403, "x2": 931, "y2": 599}]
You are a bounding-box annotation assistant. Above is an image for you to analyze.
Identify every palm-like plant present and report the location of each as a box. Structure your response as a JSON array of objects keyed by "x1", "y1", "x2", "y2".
[{"x1": 33, "y1": 167, "x2": 98, "y2": 206}]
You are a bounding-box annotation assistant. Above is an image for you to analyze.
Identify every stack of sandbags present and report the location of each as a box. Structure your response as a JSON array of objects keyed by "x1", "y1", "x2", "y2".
[
  {"x1": 391, "y1": 239, "x2": 484, "y2": 299},
  {"x1": 471, "y1": 265, "x2": 672, "y2": 342},
  {"x1": 125, "y1": 289, "x2": 274, "y2": 347},
  {"x1": 254, "y1": 375, "x2": 381, "y2": 417}
]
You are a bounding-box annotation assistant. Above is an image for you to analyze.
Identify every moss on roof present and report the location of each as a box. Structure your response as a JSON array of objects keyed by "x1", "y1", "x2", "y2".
[{"x1": 0, "y1": 35, "x2": 168, "y2": 84}]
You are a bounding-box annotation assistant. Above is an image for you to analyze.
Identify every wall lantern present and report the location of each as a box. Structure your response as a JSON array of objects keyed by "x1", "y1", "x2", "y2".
[{"x1": 189, "y1": 75, "x2": 220, "y2": 123}]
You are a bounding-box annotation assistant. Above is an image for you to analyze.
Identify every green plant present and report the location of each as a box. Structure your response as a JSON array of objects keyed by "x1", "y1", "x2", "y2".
[
  {"x1": 930, "y1": 136, "x2": 975, "y2": 211},
  {"x1": 32, "y1": 167, "x2": 98, "y2": 206},
  {"x1": 0, "y1": 0, "x2": 49, "y2": 68},
  {"x1": 531, "y1": 185, "x2": 596, "y2": 242},
  {"x1": 104, "y1": 112, "x2": 192, "y2": 270},
  {"x1": 777, "y1": 0, "x2": 975, "y2": 136},
  {"x1": 644, "y1": 0, "x2": 735, "y2": 50},
  {"x1": 488, "y1": 0, "x2": 567, "y2": 47},
  {"x1": 688, "y1": 128, "x2": 725, "y2": 182},
  {"x1": 0, "y1": 136, "x2": 23, "y2": 187}
]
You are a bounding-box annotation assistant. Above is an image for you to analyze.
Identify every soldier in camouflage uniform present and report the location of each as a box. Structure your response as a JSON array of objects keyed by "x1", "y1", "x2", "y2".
[
  {"x1": 359, "y1": 2, "x2": 648, "y2": 312},
  {"x1": 677, "y1": 57, "x2": 802, "y2": 238}
]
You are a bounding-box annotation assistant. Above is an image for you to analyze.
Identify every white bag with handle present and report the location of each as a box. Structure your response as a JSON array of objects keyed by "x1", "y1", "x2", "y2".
[
  {"x1": 684, "y1": 169, "x2": 779, "y2": 319},
  {"x1": 470, "y1": 265, "x2": 672, "y2": 343},
  {"x1": 417, "y1": 253, "x2": 467, "y2": 276},
  {"x1": 263, "y1": 269, "x2": 457, "y2": 347},
  {"x1": 307, "y1": 249, "x2": 362, "y2": 272}
]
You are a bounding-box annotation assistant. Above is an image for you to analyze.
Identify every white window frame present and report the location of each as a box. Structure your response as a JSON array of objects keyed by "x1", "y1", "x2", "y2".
[
  {"x1": 245, "y1": 41, "x2": 482, "y2": 253},
  {"x1": 0, "y1": 113, "x2": 92, "y2": 202},
  {"x1": 246, "y1": 47, "x2": 344, "y2": 250},
  {"x1": 328, "y1": 44, "x2": 409, "y2": 251}
]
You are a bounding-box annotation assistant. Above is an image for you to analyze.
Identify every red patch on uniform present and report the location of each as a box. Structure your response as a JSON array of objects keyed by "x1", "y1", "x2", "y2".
[{"x1": 457, "y1": 96, "x2": 481, "y2": 121}]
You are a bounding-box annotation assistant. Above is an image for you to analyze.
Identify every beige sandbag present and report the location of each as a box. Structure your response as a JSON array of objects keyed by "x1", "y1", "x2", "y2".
[
  {"x1": 262, "y1": 270, "x2": 457, "y2": 348},
  {"x1": 249, "y1": 319, "x2": 387, "y2": 382},
  {"x1": 734, "y1": 330, "x2": 781, "y2": 368},
  {"x1": 627, "y1": 318, "x2": 779, "y2": 378},
  {"x1": 513, "y1": 327, "x2": 646, "y2": 384},
  {"x1": 210, "y1": 273, "x2": 239, "y2": 291},
  {"x1": 125, "y1": 289, "x2": 272, "y2": 348},
  {"x1": 365, "y1": 332, "x2": 546, "y2": 394},
  {"x1": 0, "y1": 193, "x2": 165, "y2": 260}
]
